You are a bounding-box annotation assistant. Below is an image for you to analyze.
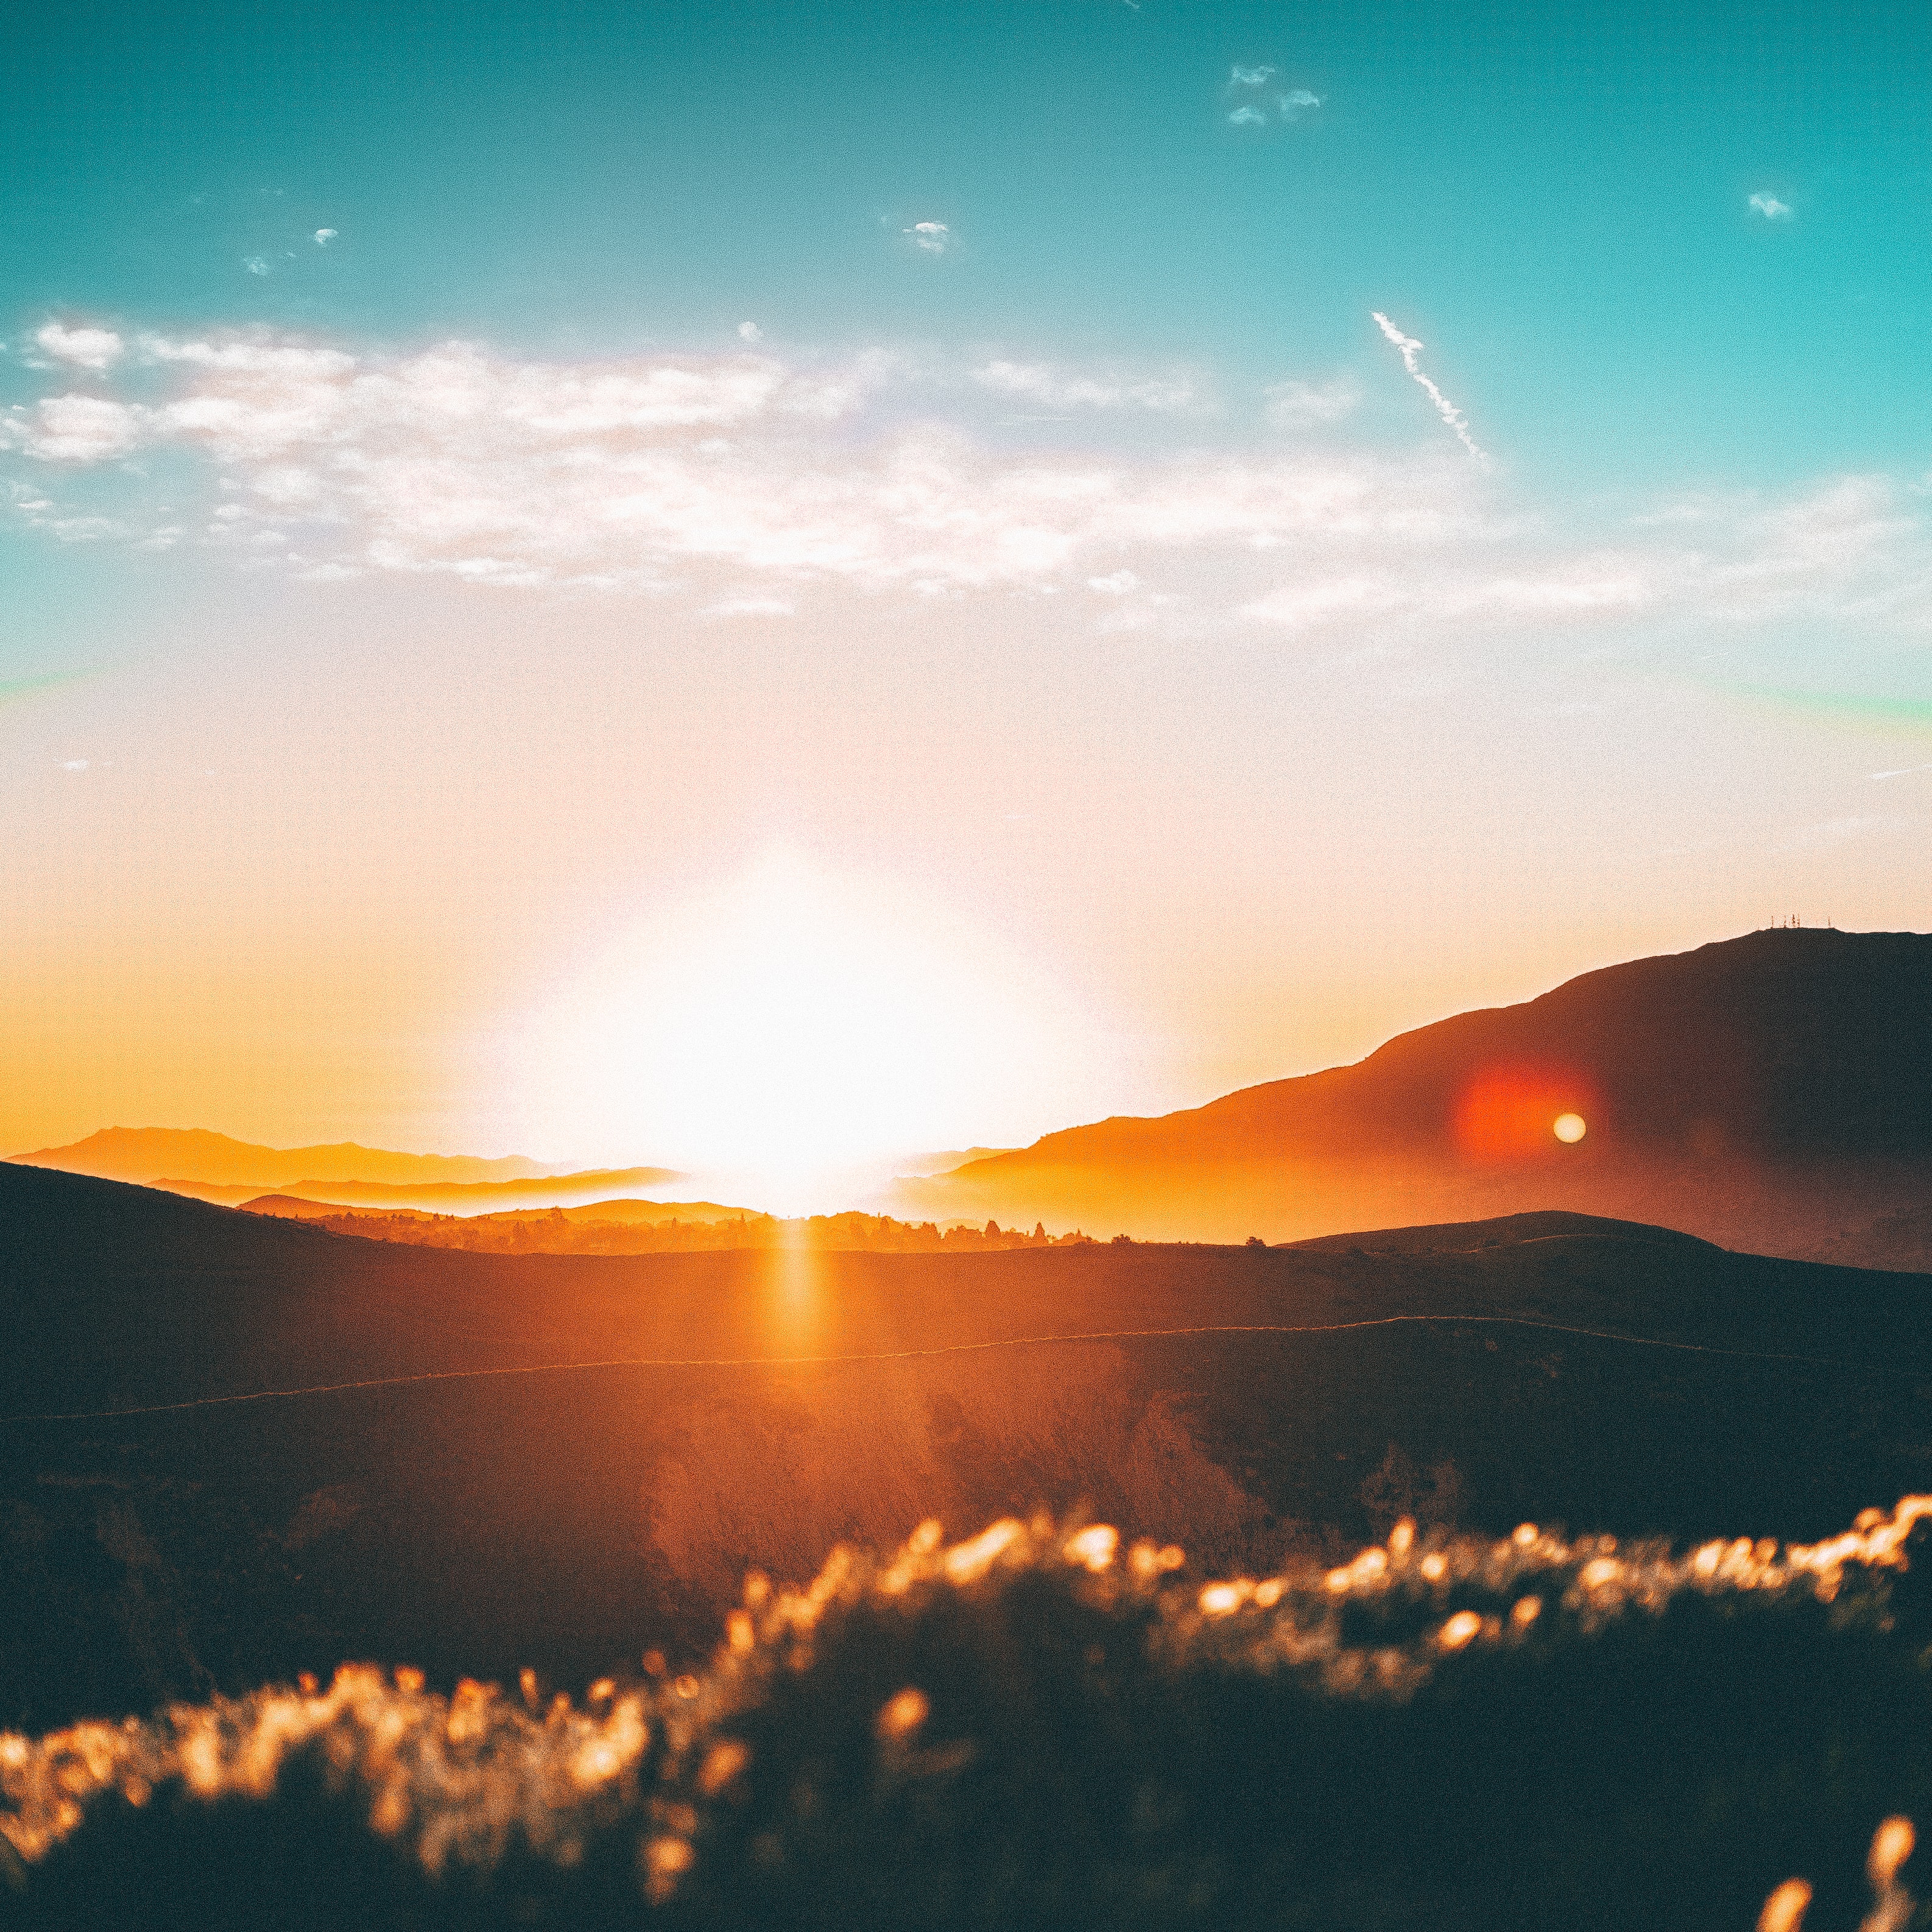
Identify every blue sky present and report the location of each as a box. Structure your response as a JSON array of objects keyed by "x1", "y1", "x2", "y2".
[
  {"x1": 3, "y1": 0, "x2": 1930, "y2": 1178},
  {"x1": 10, "y1": 0, "x2": 1930, "y2": 483}
]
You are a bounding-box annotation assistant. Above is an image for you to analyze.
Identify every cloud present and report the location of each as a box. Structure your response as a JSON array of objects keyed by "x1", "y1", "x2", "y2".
[
  {"x1": 1, "y1": 394, "x2": 143, "y2": 462},
  {"x1": 314, "y1": 228, "x2": 337, "y2": 245},
  {"x1": 973, "y1": 360, "x2": 1202, "y2": 414},
  {"x1": 1370, "y1": 312, "x2": 1489, "y2": 465},
  {"x1": 1, "y1": 326, "x2": 1498, "y2": 592},
  {"x1": 244, "y1": 256, "x2": 271, "y2": 276},
  {"x1": 904, "y1": 222, "x2": 951, "y2": 256},
  {"x1": 34, "y1": 323, "x2": 124, "y2": 371},
  {"x1": 1264, "y1": 376, "x2": 1361, "y2": 428},
  {"x1": 1749, "y1": 193, "x2": 1793, "y2": 220},
  {"x1": 9, "y1": 320, "x2": 1932, "y2": 662},
  {"x1": 1225, "y1": 66, "x2": 1320, "y2": 126},
  {"x1": 738, "y1": 322, "x2": 763, "y2": 342}
]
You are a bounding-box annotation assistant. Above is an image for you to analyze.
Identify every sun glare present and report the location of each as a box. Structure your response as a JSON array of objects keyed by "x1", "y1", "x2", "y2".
[
  {"x1": 519, "y1": 848, "x2": 1096, "y2": 1208},
  {"x1": 1452, "y1": 1065, "x2": 1601, "y2": 1162}
]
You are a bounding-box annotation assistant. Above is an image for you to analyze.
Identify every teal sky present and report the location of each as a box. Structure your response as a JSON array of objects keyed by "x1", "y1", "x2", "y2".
[
  {"x1": 9, "y1": 0, "x2": 1930, "y2": 483},
  {"x1": 2, "y1": 0, "x2": 1929, "y2": 1184}
]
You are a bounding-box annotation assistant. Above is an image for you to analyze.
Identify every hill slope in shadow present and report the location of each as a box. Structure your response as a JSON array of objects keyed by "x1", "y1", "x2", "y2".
[
  {"x1": 5, "y1": 1165, "x2": 1931, "y2": 1730},
  {"x1": 892, "y1": 928, "x2": 1932, "y2": 1250}
]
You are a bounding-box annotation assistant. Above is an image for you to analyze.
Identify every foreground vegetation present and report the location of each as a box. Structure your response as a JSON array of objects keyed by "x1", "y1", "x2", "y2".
[{"x1": 7, "y1": 1499, "x2": 1932, "y2": 1930}]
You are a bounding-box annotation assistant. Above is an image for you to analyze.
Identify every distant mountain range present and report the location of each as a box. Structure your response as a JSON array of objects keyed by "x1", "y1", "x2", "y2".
[
  {"x1": 4, "y1": 1127, "x2": 685, "y2": 1213},
  {"x1": 890, "y1": 929, "x2": 1932, "y2": 1256}
]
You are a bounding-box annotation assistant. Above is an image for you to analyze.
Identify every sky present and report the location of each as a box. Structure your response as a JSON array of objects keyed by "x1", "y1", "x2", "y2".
[{"x1": 4, "y1": 0, "x2": 1930, "y2": 1201}]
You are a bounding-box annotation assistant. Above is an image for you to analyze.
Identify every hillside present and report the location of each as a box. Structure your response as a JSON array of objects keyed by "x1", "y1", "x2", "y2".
[
  {"x1": 5, "y1": 1127, "x2": 562, "y2": 1188},
  {"x1": 891, "y1": 928, "x2": 1932, "y2": 1249},
  {"x1": 4, "y1": 1163, "x2": 1930, "y2": 1733},
  {"x1": 154, "y1": 1167, "x2": 689, "y2": 1211}
]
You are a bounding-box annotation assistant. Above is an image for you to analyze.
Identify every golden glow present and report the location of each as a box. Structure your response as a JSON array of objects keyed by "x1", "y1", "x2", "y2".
[
  {"x1": 519, "y1": 847, "x2": 1099, "y2": 1208},
  {"x1": 1553, "y1": 1112, "x2": 1587, "y2": 1143}
]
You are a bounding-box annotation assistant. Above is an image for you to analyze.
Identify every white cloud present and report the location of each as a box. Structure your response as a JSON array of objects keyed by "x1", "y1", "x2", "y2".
[
  {"x1": 1749, "y1": 192, "x2": 1793, "y2": 220},
  {"x1": 1264, "y1": 376, "x2": 1361, "y2": 427},
  {"x1": 738, "y1": 322, "x2": 763, "y2": 342},
  {"x1": 1283, "y1": 89, "x2": 1320, "y2": 111},
  {"x1": 9, "y1": 320, "x2": 1932, "y2": 661},
  {"x1": 1370, "y1": 312, "x2": 1489, "y2": 465},
  {"x1": 314, "y1": 228, "x2": 337, "y2": 245},
  {"x1": 58, "y1": 759, "x2": 90, "y2": 771},
  {"x1": 244, "y1": 256, "x2": 271, "y2": 276},
  {"x1": 1230, "y1": 65, "x2": 1275, "y2": 85},
  {"x1": 1228, "y1": 107, "x2": 1269, "y2": 127},
  {"x1": 1, "y1": 394, "x2": 143, "y2": 462},
  {"x1": 35, "y1": 323, "x2": 124, "y2": 371},
  {"x1": 905, "y1": 221, "x2": 951, "y2": 256},
  {"x1": 973, "y1": 359, "x2": 1202, "y2": 414}
]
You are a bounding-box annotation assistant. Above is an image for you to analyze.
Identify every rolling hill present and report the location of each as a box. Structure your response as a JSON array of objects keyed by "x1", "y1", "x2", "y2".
[
  {"x1": 890, "y1": 928, "x2": 1932, "y2": 1250},
  {"x1": 5, "y1": 1162, "x2": 1930, "y2": 1735}
]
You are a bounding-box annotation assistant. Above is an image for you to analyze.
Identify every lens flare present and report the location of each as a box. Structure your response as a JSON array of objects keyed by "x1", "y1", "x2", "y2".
[{"x1": 1452, "y1": 1064, "x2": 1600, "y2": 1162}]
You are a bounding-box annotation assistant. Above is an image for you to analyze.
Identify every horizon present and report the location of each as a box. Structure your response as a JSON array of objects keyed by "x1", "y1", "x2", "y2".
[
  {"x1": 9, "y1": 918, "x2": 1918, "y2": 1219},
  {"x1": 6, "y1": 0, "x2": 1931, "y2": 1208}
]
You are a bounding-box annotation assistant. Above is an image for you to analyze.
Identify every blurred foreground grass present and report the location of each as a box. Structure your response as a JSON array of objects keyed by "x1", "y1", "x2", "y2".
[{"x1": 7, "y1": 1500, "x2": 1932, "y2": 1931}]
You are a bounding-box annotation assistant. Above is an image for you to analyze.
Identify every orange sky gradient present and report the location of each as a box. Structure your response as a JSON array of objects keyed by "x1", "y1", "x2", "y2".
[{"x1": 7, "y1": 554, "x2": 1928, "y2": 1210}]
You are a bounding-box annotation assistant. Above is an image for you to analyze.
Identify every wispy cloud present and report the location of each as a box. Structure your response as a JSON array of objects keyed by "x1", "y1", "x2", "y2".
[
  {"x1": 1264, "y1": 375, "x2": 1360, "y2": 428},
  {"x1": 904, "y1": 221, "x2": 951, "y2": 256},
  {"x1": 737, "y1": 322, "x2": 763, "y2": 343},
  {"x1": 1749, "y1": 192, "x2": 1793, "y2": 220},
  {"x1": 314, "y1": 228, "x2": 337, "y2": 245},
  {"x1": 1370, "y1": 312, "x2": 1489, "y2": 465},
  {"x1": 244, "y1": 256, "x2": 271, "y2": 276},
  {"x1": 973, "y1": 359, "x2": 1202, "y2": 414},
  {"x1": 1225, "y1": 65, "x2": 1320, "y2": 127},
  {"x1": 9, "y1": 321, "x2": 1932, "y2": 665}
]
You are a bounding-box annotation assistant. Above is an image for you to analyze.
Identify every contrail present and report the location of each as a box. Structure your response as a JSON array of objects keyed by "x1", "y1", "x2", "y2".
[{"x1": 1370, "y1": 312, "x2": 1489, "y2": 465}]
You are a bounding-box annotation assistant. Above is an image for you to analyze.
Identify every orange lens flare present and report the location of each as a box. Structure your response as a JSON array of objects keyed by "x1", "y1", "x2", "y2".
[{"x1": 1451, "y1": 1064, "x2": 1600, "y2": 1162}]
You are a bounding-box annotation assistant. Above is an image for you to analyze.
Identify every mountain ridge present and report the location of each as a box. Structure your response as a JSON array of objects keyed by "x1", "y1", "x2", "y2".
[{"x1": 892, "y1": 929, "x2": 1932, "y2": 1250}]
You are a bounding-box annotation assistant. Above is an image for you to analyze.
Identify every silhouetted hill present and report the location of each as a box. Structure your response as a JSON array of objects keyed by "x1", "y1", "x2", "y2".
[
  {"x1": 894, "y1": 929, "x2": 1932, "y2": 1250},
  {"x1": 154, "y1": 1168, "x2": 688, "y2": 1211},
  {"x1": 5, "y1": 1163, "x2": 1931, "y2": 1734},
  {"x1": 240, "y1": 1193, "x2": 755, "y2": 1225},
  {"x1": 6, "y1": 1127, "x2": 563, "y2": 1188},
  {"x1": 1796, "y1": 1203, "x2": 1932, "y2": 1275}
]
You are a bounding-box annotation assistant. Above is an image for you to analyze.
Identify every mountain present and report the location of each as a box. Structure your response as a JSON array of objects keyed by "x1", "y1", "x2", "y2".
[
  {"x1": 5, "y1": 1127, "x2": 562, "y2": 1188},
  {"x1": 5, "y1": 1162, "x2": 1931, "y2": 1734},
  {"x1": 891, "y1": 929, "x2": 1932, "y2": 1252},
  {"x1": 152, "y1": 1168, "x2": 688, "y2": 1211},
  {"x1": 240, "y1": 1193, "x2": 753, "y2": 1225}
]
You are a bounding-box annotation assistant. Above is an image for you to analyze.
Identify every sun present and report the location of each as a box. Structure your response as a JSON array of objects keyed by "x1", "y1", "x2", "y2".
[
  {"x1": 518, "y1": 848, "x2": 1095, "y2": 1208},
  {"x1": 1553, "y1": 1112, "x2": 1587, "y2": 1144}
]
